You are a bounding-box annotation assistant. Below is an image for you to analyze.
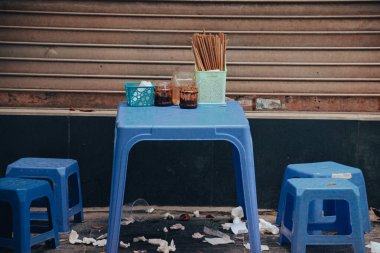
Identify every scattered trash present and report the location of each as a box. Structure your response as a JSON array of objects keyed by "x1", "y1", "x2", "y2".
[
  {"x1": 231, "y1": 206, "x2": 244, "y2": 219},
  {"x1": 121, "y1": 217, "x2": 135, "y2": 226},
  {"x1": 180, "y1": 213, "x2": 191, "y2": 221},
  {"x1": 244, "y1": 243, "x2": 269, "y2": 251},
  {"x1": 203, "y1": 226, "x2": 230, "y2": 240},
  {"x1": 231, "y1": 222, "x2": 248, "y2": 235},
  {"x1": 233, "y1": 216, "x2": 243, "y2": 224},
  {"x1": 163, "y1": 227, "x2": 169, "y2": 233},
  {"x1": 163, "y1": 212, "x2": 175, "y2": 220},
  {"x1": 146, "y1": 207, "x2": 155, "y2": 213},
  {"x1": 192, "y1": 232, "x2": 205, "y2": 239},
  {"x1": 259, "y1": 218, "x2": 279, "y2": 235},
  {"x1": 96, "y1": 233, "x2": 108, "y2": 240},
  {"x1": 82, "y1": 237, "x2": 97, "y2": 245},
  {"x1": 193, "y1": 210, "x2": 200, "y2": 217},
  {"x1": 170, "y1": 223, "x2": 185, "y2": 230},
  {"x1": 120, "y1": 241, "x2": 130, "y2": 249},
  {"x1": 133, "y1": 236, "x2": 148, "y2": 242},
  {"x1": 148, "y1": 239, "x2": 176, "y2": 253},
  {"x1": 205, "y1": 214, "x2": 215, "y2": 219},
  {"x1": 93, "y1": 239, "x2": 107, "y2": 247},
  {"x1": 204, "y1": 237, "x2": 234, "y2": 245},
  {"x1": 69, "y1": 230, "x2": 82, "y2": 244},
  {"x1": 366, "y1": 241, "x2": 380, "y2": 253},
  {"x1": 221, "y1": 223, "x2": 233, "y2": 230}
]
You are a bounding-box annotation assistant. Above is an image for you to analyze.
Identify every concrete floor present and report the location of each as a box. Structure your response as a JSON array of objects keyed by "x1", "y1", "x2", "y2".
[{"x1": 27, "y1": 207, "x2": 380, "y2": 253}]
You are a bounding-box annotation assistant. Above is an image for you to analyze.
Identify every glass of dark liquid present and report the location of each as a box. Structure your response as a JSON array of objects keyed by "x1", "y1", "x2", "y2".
[
  {"x1": 179, "y1": 86, "x2": 198, "y2": 109},
  {"x1": 154, "y1": 81, "x2": 173, "y2": 106}
]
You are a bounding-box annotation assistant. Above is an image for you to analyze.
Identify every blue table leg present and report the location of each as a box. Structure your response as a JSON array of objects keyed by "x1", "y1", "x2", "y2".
[
  {"x1": 232, "y1": 145, "x2": 246, "y2": 213},
  {"x1": 106, "y1": 132, "x2": 131, "y2": 253},
  {"x1": 225, "y1": 128, "x2": 261, "y2": 253}
]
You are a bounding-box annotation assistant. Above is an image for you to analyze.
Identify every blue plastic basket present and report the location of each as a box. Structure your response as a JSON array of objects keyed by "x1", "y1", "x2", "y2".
[{"x1": 125, "y1": 82, "x2": 155, "y2": 107}]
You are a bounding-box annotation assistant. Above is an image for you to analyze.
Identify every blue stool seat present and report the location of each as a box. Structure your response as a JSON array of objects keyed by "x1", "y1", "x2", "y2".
[
  {"x1": 276, "y1": 161, "x2": 371, "y2": 233},
  {"x1": 280, "y1": 178, "x2": 365, "y2": 253},
  {"x1": 6, "y1": 158, "x2": 84, "y2": 233},
  {"x1": 0, "y1": 177, "x2": 60, "y2": 253}
]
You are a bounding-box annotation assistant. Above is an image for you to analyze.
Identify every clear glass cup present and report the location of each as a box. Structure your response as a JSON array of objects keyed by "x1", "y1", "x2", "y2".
[
  {"x1": 179, "y1": 86, "x2": 198, "y2": 109},
  {"x1": 171, "y1": 72, "x2": 195, "y2": 105},
  {"x1": 122, "y1": 198, "x2": 150, "y2": 222},
  {"x1": 154, "y1": 81, "x2": 173, "y2": 106}
]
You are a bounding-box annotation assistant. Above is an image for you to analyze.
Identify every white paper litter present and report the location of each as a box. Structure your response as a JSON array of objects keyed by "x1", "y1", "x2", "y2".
[
  {"x1": 120, "y1": 241, "x2": 130, "y2": 248},
  {"x1": 259, "y1": 218, "x2": 279, "y2": 235},
  {"x1": 233, "y1": 216, "x2": 243, "y2": 224},
  {"x1": 146, "y1": 207, "x2": 155, "y2": 213},
  {"x1": 203, "y1": 226, "x2": 230, "y2": 240},
  {"x1": 133, "y1": 236, "x2": 148, "y2": 242},
  {"x1": 366, "y1": 241, "x2": 380, "y2": 253},
  {"x1": 163, "y1": 227, "x2": 169, "y2": 233},
  {"x1": 192, "y1": 232, "x2": 205, "y2": 239},
  {"x1": 244, "y1": 243, "x2": 269, "y2": 251},
  {"x1": 121, "y1": 217, "x2": 135, "y2": 226},
  {"x1": 170, "y1": 223, "x2": 185, "y2": 230},
  {"x1": 148, "y1": 239, "x2": 176, "y2": 253},
  {"x1": 231, "y1": 206, "x2": 244, "y2": 219},
  {"x1": 82, "y1": 237, "x2": 96, "y2": 245},
  {"x1": 163, "y1": 212, "x2": 175, "y2": 220},
  {"x1": 96, "y1": 233, "x2": 107, "y2": 240},
  {"x1": 148, "y1": 239, "x2": 165, "y2": 245},
  {"x1": 221, "y1": 223, "x2": 233, "y2": 230},
  {"x1": 231, "y1": 222, "x2": 248, "y2": 235},
  {"x1": 193, "y1": 210, "x2": 200, "y2": 217},
  {"x1": 204, "y1": 237, "x2": 234, "y2": 245},
  {"x1": 93, "y1": 239, "x2": 107, "y2": 247},
  {"x1": 69, "y1": 230, "x2": 82, "y2": 244}
]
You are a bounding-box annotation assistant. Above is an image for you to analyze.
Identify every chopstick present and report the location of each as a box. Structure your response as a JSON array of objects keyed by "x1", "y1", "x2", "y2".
[{"x1": 192, "y1": 32, "x2": 227, "y2": 71}]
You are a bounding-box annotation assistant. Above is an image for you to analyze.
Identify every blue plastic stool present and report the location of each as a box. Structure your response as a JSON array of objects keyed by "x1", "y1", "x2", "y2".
[
  {"x1": 280, "y1": 178, "x2": 365, "y2": 253},
  {"x1": 6, "y1": 158, "x2": 84, "y2": 233},
  {"x1": 276, "y1": 161, "x2": 371, "y2": 233},
  {"x1": 106, "y1": 102, "x2": 261, "y2": 253},
  {"x1": 0, "y1": 177, "x2": 60, "y2": 253}
]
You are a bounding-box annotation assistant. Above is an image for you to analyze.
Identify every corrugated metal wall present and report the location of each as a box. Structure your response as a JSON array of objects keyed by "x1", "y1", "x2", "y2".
[{"x1": 0, "y1": 0, "x2": 379, "y2": 111}]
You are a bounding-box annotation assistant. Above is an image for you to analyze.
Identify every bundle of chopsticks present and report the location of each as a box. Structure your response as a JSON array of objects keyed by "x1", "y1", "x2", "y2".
[{"x1": 192, "y1": 32, "x2": 227, "y2": 71}]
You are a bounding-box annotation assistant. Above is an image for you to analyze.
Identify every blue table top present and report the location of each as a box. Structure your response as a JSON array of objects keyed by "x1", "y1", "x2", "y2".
[{"x1": 116, "y1": 102, "x2": 248, "y2": 128}]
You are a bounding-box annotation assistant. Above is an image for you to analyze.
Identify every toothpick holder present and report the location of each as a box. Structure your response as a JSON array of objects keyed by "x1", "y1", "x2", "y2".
[{"x1": 195, "y1": 66, "x2": 227, "y2": 105}]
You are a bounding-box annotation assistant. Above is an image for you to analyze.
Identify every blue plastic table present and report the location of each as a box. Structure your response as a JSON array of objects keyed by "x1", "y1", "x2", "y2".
[{"x1": 106, "y1": 102, "x2": 261, "y2": 253}]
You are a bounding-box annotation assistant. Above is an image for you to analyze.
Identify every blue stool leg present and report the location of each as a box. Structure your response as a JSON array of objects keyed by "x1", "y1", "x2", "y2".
[
  {"x1": 291, "y1": 196, "x2": 308, "y2": 253},
  {"x1": 348, "y1": 198, "x2": 365, "y2": 253},
  {"x1": 57, "y1": 177, "x2": 70, "y2": 233},
  {"x1": 71, "y1": 172, "x2": 84, "y2": 223},
  {"x1": 276, "y1": 169, "x2": 298, "y2": 225},
  {"x1": 232, "y1": 145, "x2": 245, "y2": 212},
  {"x1": 353, "y1": 174, "x2": 371, "y2": 233},
  {"x1": 46, "y1": 193, "x2": 60, "y2": 248},
  {"x1": 276, "y1": 173, "x2": 289, "y2": 225},
  {"x1": 280, "y1": 192, "x2": 294, "y2": 245},
  {"x1": 106, "y1": 133, "x2": 131, "y2": 253},
  {"x1": 15, "y1": 201, "x2": 31, "y2": 253}
]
